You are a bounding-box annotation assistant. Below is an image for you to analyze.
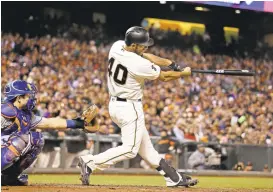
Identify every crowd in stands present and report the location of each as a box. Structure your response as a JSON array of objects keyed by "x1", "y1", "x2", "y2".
[
  {"x1": 148, "y1": 23, "x2": 273, "y2": 60},
  {"x1": 1, "y1": 24, "x2": 273, "y2": 148}
]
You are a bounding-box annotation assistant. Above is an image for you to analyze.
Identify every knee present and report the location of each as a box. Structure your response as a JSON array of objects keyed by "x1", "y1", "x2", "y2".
[
  {"x1": 124, "y1": 147, "x2": 138, "y2": 159},
  {"x1": 125, "y1": 151, "x2": 137, "y2": 159}
]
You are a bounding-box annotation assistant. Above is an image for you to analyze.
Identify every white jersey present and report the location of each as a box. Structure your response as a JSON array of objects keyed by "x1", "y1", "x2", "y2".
[{"x1": 107, "y1": 40, "x2": 160, "y2": 100}]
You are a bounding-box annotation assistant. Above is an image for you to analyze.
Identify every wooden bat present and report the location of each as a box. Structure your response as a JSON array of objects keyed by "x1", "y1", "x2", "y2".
[{"x1": 191, "y1": 69, "x2": 255, "y2": 76}]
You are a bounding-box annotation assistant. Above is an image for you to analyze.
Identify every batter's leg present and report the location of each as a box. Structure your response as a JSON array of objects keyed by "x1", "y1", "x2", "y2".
[
  {"x1": 79, "y1": 101, "x2": 146, "y2": 185},
  {"x1": 79, "y1": 118, "x2": 144, "y2": 185},
  {"x1": 137, "y1": 128, "x2": 181, "y2": 186},
  {"x1": 138, "y1": 127, "x2": 198, "y2": 187},
  {"x1": 138, "y1": 128, "x2": 161, "y2": 168},
  {"x1": 81, "y1": 119, "x2": 144, "y2": 169}
]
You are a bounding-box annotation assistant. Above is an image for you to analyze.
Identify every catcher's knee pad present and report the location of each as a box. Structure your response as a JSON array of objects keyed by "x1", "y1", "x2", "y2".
[
  {"x1": 1, "y1": 133, "x2": 29, "y2": 170},
  {"x1": 2, "y1": 132, "x2": 44, "y2": 173}
]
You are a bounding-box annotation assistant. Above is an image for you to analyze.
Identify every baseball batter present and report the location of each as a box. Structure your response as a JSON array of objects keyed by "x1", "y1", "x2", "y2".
[{"x1": 79, "y1": 26, "x2": 198, "y2": 187}]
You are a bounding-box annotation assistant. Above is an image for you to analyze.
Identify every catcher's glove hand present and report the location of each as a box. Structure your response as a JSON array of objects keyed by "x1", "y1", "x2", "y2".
[{"x1": 81, "y1": 104, "x2": 100, "y2": 133}]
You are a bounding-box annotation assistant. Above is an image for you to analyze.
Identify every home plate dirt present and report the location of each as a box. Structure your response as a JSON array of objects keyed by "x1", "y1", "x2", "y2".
[{"x1": 2, "y1": 184, "x2": 272, "y2": 192}]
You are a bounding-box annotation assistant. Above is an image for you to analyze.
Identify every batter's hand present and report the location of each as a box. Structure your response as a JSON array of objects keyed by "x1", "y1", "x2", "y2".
[
  {"x1": 168, "y1": 62, "x2": 181, "y2": 71},
  {"x1": 181, "y1": 67, "x2": 191, "y2": 76},
  {"x1": 81, "y1": 104, "x2": 100, "y2": 132},
  {"x1": 180, "y1": 67, "x2": 192, "y2": 83}
]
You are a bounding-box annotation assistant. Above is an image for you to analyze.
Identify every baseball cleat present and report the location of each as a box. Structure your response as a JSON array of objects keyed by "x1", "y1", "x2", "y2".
[
  {"x1": 178, "y1": 172, "x2": 198, "y2": 187},
  {"x1": 1, "y1": 174, "x2": 28, "y2": 186},
  {"x1": 17, "y1": 174, "x2": 29, "y2": 186},
  {"x1": 177, "y1": 178, "x2": 198, "y2": 187},
  {"x1": 78, "y1": 157, "x2": 92, "y2": 185}
]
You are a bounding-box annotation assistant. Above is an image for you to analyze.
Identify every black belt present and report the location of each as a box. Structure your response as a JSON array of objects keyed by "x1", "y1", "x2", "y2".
[{"x1": 116, "y1": 97, "x2": 141, "y2": 102}]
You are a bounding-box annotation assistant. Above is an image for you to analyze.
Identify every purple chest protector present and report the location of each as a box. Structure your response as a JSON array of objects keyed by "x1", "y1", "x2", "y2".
[{"x1": 1, "y1": 102, "x2": 32, "y2": 135}]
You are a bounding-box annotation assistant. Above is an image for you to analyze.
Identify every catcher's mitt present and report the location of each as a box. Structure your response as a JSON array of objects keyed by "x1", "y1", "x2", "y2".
[{"x1": 81, "y1": 104, "x2": 100, "y2": 132}]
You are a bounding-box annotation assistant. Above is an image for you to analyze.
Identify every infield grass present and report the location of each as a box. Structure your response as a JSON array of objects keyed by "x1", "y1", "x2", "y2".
[{"x1": 29, "y1": 174, "x2": 273, "y2": 189}]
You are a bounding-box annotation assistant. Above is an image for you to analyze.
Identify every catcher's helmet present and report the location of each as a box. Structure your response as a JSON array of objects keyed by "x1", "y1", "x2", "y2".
[
  {"x1": 4, "y1": 80, "x2": 37, "y2": 110},
  {"x1": 125, "y1": 26, "x2": 154, "y2": 47}
]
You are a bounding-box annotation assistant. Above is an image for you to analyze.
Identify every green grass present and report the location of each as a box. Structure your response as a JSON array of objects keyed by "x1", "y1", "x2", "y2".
[{"x1": 29, "y1": 174, "x2": 273, "y2": 189}]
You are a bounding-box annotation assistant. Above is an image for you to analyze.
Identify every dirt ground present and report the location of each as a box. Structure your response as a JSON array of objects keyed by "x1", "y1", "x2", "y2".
[{"x1": 2, "y1": 184, "x2": 273, "y2": 192}]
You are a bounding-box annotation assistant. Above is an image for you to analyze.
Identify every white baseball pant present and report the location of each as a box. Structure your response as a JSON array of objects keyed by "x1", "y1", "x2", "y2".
[{"x1": 80, "y1": 97, "x2": 162, "y2": 171}]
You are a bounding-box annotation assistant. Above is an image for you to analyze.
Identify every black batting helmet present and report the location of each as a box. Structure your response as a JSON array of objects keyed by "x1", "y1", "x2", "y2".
[{"x1": 125, "y1": 26, "x2": 154, "y2": 47}]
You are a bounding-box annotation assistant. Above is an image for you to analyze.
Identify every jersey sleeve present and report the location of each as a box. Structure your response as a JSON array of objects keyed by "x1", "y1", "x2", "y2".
[
  {"x1": 132, "y1": 58, "x2": 161, "y2": 80},
  {"x1": 30, "y1": 114, "x2": 43, "y2": 129}
]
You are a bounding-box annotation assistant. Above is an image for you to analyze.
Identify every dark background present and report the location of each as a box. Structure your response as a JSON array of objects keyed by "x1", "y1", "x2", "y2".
[{"x1": 2, "y1": 1, "x2": 273, "y2": 39}]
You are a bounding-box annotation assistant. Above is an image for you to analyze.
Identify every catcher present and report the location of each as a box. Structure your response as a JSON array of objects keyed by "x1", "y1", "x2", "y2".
[{"x1": 1, "y1": 80, "x2": 99, "y2": 186}]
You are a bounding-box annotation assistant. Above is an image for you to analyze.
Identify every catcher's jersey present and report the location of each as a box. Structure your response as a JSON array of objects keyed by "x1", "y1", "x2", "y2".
[
  {"x1": 107, "y1": 40, "x2": 160, "y2": 100},
  {"x1": 1, "y1": 102, "x2": 43, "y2": 136}
]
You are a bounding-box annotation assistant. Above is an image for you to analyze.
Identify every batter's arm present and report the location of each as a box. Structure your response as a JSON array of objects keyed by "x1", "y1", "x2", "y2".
[
  {"x1": 142, "y1": 53, "x2": 172, "y2": 67},
  {"x1": 157, "y1": 67, "x2": 191, "y2": 82}
]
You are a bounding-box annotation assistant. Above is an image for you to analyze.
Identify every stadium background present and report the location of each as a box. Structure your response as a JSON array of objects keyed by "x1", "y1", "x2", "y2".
[{"x1": 1, "y1": 1, "x2": 273, "y2": 191}]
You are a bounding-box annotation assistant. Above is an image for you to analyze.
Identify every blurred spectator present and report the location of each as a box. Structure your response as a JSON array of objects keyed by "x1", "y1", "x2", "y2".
[
  {"x1": 188, "y1": 144, "x2": 206, "y2": 170},
  {"x1": 172, "y1": 118, "x2": 185, "y2": 143},
  {"x1": 233, "y1": 161, "x2": 245, "y2": 171},
  {"x1": 244, "y1": 161, "x2": 253, "y2": 171},
  {"x1": 204, "y1": 147, "x2": 221, "y2": 169},
  {"x1": 157, "y1": 129, "x2": 178, "y2": 157},
  {"x1": 263, "y1": 164, "x2": 270, "y2": 172}
]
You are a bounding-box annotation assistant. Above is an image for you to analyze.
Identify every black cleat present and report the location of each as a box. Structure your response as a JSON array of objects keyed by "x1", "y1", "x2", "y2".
[
  {"x1": 2, "y1": 174, "x2": 28, "y2": 186},
  {"x1": 178, "y1": 172, "x2": 198, "y2": 187}
]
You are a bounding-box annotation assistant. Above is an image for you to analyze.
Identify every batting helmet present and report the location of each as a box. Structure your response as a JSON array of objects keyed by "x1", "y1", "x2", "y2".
[
  {"x1": 125, "y1": 26, "x2": 154, "y2": 47},
  {"x1": 4, "y1": 80, "x2": 37, "y2": 110}
]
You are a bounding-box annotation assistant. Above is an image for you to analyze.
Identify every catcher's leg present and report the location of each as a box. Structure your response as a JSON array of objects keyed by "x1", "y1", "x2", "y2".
[
  {"x1": 1, "y1": 131, "x2": 44, "y2": 186},
  {"x1": 79, "y1": 101, "x2": 144, "y2": 185},
  {"x1": 1, "y1": 133, "x2": 29, "y2": 171}
]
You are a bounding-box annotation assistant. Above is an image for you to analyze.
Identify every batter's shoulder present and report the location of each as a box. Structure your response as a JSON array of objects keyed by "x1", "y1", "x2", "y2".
[
  {"x1": 111, "y1": 40, "x2": 125, "y2": 49},
  {"x1": 1, "y1": 102, "x2": 17, "y2": 119}
]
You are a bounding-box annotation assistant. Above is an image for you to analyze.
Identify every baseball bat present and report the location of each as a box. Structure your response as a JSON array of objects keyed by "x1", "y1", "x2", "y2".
[{"x1": 191, "y1": 69, "x2": 255, "y2": 76}]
